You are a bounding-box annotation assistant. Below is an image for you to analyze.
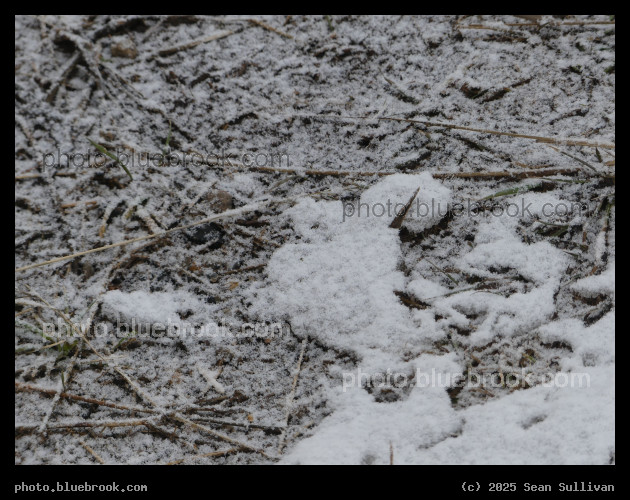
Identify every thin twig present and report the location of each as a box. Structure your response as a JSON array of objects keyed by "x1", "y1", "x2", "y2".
[
  {"x1": 301, "y1": 114, "x2": 615, "y2": 149},
  {"x1": 153, "y1": 31, "x2": 234, "y2": 58},
  {"x1": 248, "y1": 165, "x2": 584, "y2": 180},
  {"x1": 78, "y1": 438, "x2": 106, "y2": 464},
  {"x1": 278, "y1": 338, "x2": 308, "y2": 454},
  {"x1": 248, "y1": 19, "x2": 293, "y2": 39},
  {"x1": 15, "y1": 382, "x2": 157, "y2": 414},
  {"x1": 16, "y1": 418, "x2": 153, "y2": 432},
  {"x1": 164, "y1": 447, "x2": 241, "y2": 465},
  {"x1": 169, "y1": 413, "x2": 275, "y2": 459},
  {"x1": 49, "y1": 418, "x2": 152, "y2": 429},
  {"x1": 16, "y1": 197, "x2": 274, "y2": 273},
  {"x1": 38, "y1": 348, "x2": 80, "y2": 434},
  {"x1": 46, "y1": 53, "x2": 82, "y2": 104},
  {"x1": 186, "y1": 414, "x2": 284, "y2": 433}
]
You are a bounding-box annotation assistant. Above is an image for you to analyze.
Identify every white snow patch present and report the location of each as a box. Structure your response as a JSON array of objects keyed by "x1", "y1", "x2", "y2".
[
  {"x1": 458, "y1": 215, "x2": 569, "y2": 284},
  {"x1": 539, "y1": 311, "x2": 615, "y2": 368},
  {"x1": 411, "y1": 364, "x2": 614, "y2": 465},
  {"x1": 282, "y1": 353, "x2": 463, "y2": 465},
  {"x1": 570, "y1": 264, "x2": 615, "y2": 298},
  {"x1": 102, "y1": 289, "x2": 205, "y2": 324},
  {"x1": 246, "y1": 174, "x2": 450, "y2": 368}
]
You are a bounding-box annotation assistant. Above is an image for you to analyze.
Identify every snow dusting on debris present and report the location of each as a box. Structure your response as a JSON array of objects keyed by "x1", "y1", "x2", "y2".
[{"x1": 16, "y1": 15, "x2": 614, "y2": 465}]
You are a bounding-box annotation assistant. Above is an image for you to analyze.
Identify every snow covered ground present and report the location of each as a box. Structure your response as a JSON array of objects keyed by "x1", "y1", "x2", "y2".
[{"x1": 15, "y1": 15, "x2": 614, "y2": 464}]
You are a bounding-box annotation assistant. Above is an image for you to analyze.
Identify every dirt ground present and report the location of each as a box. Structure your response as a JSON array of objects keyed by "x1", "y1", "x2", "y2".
[{"x1": 15, "y1": 15, "x2": 614, "y2": 464}]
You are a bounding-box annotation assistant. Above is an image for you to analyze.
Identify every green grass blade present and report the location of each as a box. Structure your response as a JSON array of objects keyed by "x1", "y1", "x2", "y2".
[
  {"x1": 479, "y1": 184, "x2": 536, "y2": 201},
  {"x1": 88, "y1": 138, "x2": 133, "y2": 181}
]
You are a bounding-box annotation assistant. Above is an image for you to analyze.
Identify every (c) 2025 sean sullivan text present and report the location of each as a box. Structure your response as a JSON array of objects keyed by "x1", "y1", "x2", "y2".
[{"x1": 461, "y1": 482, "x2": 615, "y2": 493}]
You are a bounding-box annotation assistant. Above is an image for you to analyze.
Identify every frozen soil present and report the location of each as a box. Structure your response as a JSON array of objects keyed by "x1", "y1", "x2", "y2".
[{"x1": 15, "y1": 15, "x2": 614, "y2": 464}]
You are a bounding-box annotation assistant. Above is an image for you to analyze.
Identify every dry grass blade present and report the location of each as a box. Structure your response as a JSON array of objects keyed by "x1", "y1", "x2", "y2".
[
  {"x1": 15, "y1": 382, "x2": 157, "y2": 414},
  {"x1": 15, "y1": 173, "x2": 43, "y2": 180},
  {"x1": 390, "y1": 187, "x2": 421, "y2": 229},
  {"x1": 546, "y1": 145, "x2": 598, "y2": 173},
  {"x1": 185, "y1": 411, "x2": 284, "y2": 432},
  {"x1": 60, "y1": 200, "x2": 98, "y2": 210},
  {"x1": 154, "y1": 31, "x2": 234, "y2": 58},
  {"x1": 46, "y1": 53, "x2": 82, "y2": 104},
  {"x1": 459, "y1": 20, "x2": 615, "y2": 29},
  {"x1": 376, "y1": 116, "x2": 615, "y2": 149},
  {"x1": 48, "y1": 418, "x2": 152, "y2": 429},
  {"x1": 249, "y1": 19, "x2": 293, "y2": 39},
  {"x1": 78, "y1": 438, "x2": 106, "y2": 464},
  {"x1": 438, "y1": 169, "x2": 585, "y2": 180},
  {"x1": 246, "y1": 165, "x2": 586, "y2": 180}
]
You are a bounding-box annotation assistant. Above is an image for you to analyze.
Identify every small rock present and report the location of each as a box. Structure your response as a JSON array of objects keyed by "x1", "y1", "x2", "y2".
[
  {"x1": 111, "y1": 38, "x2": 138, "y2": 59},
  {"x1": 185, "y1": 222, "x2": 225, "y2": 248},
  {"x1": 203, "y1": 190, "x2": 233, "y2": 213}
]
